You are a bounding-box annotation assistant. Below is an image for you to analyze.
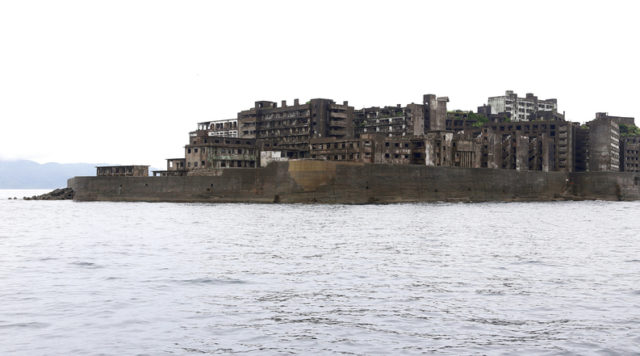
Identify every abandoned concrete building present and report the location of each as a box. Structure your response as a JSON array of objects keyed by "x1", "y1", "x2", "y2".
[
  {"x1": 353, "y1": 95, "x2": 449, "y2": 138},
  {"x1": 153, "y1": 158, "x2": 186, "y2": 176},
  {"x1": 621, "y1": 135, "x2": 640, "y2": 172},
  {"x1": 573, "y1": 126, "x2": 590, "y2": 172},
  {"x1": 446, "y1": 111, "x2": 481, "y2": 131},
  {"x1": 486, "y1": 90, "x2": 559, "y2": 122},
  {"x1": 97, "y1": 165, "x2": 149, "y2": 177},
  {"x1": 149, "y1": 93, "x2": 638, "y2": 177},
  {"x1": 354, "y1": 105, "x2": 417, "y2": 138},
  {"x1": 186, "y1": 136, "x2": 258, "y2": 171},
  {"x1": 470, "y1": 120, "x2": 576, "y2": 172},
  {"x1": 586, "y1": 114, "x2": 621, "y2": 172},
  {"x1": 308, "y1": 131, "x2": 481, "y2": 168},
  {"x1": 237, "y1": 98, "x2": 353, "y2": 156},
  {"x1": 197, "y1": 119, "x2": 238, "y2": 138}
]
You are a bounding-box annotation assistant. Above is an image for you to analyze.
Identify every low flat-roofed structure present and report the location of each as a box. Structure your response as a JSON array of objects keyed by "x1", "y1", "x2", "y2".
[
  {"x1": 153, "y1": 158, "x2": 187, "y2": 176},
  {"x1": 97, "y1": 165, "x2": 149, "y2": 177}
]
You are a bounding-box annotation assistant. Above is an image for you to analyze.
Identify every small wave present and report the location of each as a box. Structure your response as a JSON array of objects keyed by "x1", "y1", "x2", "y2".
[
  {"x1": 511, "y1": 260, "x2": 549, "y2": 266},
  {"x1": 69, "y1": 261, "x2": 102, "y2": 269},
  {"x1": 475, "y1": 289, "x2": 505, "y2": 295},
  {"x1": 287, "y1": 317, "x2": 340, "y2": 325},
  {"x1": 469, "y1": 318, "x2": 569, "y2": 327},
  {"x1": 182, "y1": 347, "x2": 209, "y2": 354},
  {"x1": 0, "y1": 322, "x2": 50, "y2": 329},
  {"x1": 177, "y1": 277, "x2": 246, "y2": 285},
  {"x1": 468, "y1": 318, "x2": 526, "y2": 326}
]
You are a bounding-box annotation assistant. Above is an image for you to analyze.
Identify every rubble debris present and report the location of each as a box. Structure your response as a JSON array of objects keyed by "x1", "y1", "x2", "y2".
[{"x1": 24, "y1": 188, "x2": 74, "y2": 200}]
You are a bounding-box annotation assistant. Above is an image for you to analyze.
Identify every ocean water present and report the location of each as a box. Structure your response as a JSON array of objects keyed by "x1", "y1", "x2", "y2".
[{"x1": 1, "y1": 189, "x2": 640, "y2": 355}]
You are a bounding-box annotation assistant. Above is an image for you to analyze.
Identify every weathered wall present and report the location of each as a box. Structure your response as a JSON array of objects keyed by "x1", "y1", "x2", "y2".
[
  {"x1": 569, "y1": 172, "x2": 640, "y2": 201},
  {"x1": 68, "y1": 161, "x2": 640, "y2": 204},
  {"x1": 588, "y1": 118, "x2": 619, "y2": 172}
]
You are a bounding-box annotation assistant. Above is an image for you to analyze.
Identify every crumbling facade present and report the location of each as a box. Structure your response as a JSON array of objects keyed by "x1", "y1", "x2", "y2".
[
  {"x1": 153, "y1": 158, "x2": 186, "y2": 176},
  {"x1": 185, "y1": 137, "x2": 258, "y2": 171},
  {"x1": 97, "y1": 165, "x2": 149, "y2": 177},
  {"x1": 463, "y1": 120, "x2": 575, "y2": 172},
  {"x1": 487, "y1": 90, "x2": 559, "y2": 122},
  {"x1": 196, "y1": 119, "x2": 238, "y2": 138},
  {"x1": 587, "y1": 113, "x2": 622, "y2": 172},
  {"x1": 352, "y1": 95, "x2": 449, "y2": 139},
  {"x1": 621, "y1": 135, "x2": 640, "y2": 172},
  {"x1": 237, "y1": 98, "x2": 353, "y2": 155},
  {"x1": 148, "y1": 93, "x2": 637, "y2": 178}
]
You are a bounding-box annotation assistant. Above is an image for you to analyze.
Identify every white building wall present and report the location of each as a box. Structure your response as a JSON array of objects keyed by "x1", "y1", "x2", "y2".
[{"x1": 487, "y1": 91, "x2": 558, "y2": 122}]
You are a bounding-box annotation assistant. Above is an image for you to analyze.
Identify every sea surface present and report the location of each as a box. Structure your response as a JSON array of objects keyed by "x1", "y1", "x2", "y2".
[{"x1": 1, "y1": 189, "x2": 640, "y2": 355}]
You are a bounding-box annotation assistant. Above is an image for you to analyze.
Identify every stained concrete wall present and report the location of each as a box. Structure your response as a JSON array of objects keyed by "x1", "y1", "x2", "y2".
[
  {"x1": 569, "y1": 171, "x2": 640, "y2": 201},
  {"x1": 66, "y1": 160, "x2": 640, "y2": 203},
  {"x1": 588, "y1": 117, "x2": 620, "y2": 172}
]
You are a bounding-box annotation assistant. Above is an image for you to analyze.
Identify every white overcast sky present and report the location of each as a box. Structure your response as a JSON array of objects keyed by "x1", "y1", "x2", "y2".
[{"x1": 1, "y1": 0, "x2": 639, "y2": 168}]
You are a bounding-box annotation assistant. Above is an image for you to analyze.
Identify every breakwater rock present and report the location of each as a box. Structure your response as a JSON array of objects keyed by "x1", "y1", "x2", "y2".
[{"x1": 24, "y1": 188, "x2": 75, "y2": 200}]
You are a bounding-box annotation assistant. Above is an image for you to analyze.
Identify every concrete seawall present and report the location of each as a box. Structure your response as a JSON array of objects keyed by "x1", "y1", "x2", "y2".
[{"x1": 67, "y1": 161, "x2": 640, "y2": 203}]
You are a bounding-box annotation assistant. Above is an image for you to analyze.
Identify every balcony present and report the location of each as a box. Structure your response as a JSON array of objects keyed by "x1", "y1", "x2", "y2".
[
  {"x1": 330, "y1": 128, "x2": 347, "y2": 136},
  {"x1": 330, "y1": 119, "x2": 348, "y2": 127},
  {"x1": 331, "y1": 112, "x2": 349, "y2": 119}
]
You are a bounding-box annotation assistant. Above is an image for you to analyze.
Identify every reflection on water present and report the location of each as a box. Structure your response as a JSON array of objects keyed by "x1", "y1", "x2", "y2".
[{"x1": 1, "y1": 192, "x2": 639, "y2": 354}]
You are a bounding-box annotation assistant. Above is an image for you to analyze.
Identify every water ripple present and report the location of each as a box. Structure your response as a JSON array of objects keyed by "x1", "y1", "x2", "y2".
[{"x1": 1, "y1": 196, "x2": 640, "y2": 354}]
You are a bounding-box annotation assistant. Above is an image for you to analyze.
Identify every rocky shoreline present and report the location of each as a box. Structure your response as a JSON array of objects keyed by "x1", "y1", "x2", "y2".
[{"x1": 23, "y1": 188, "x2": 75, "y2": 200}]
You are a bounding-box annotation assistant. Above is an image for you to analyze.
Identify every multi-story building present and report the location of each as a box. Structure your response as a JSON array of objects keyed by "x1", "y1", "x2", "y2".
[
  {"x1": 354, "y1": 105, "x2": 414, "y2": 138},
  {"x1": 308, "y1": 131, "x2": 482, "y2": 169},
  {"x1": 573, "y1": 126, "x2": 590, "y2": 172},
  {"x1": 586, "y1": 113, "x2": 625, "y2": 172},
  {"x1": 309, "y1": 135, "x2": 417, "y2": 165},
  {"x1": 185, "y1": 137, "x2": 258, "y2": 170},
  {"x1": 568, "y1": 113, "x2": 637, "y2": 172},
  {"x1": 196, "y1": 119, "x2": 238, "y2": 137},
  {"x1": 237, "y1": 98, "x2": 353, "y2": 156},
  {"x1": 446, "y1": 111, "x2": 479, "y2": 131},
  {"x1": 152, "y1": 94, "x2": 640, "y2": 178},
  {"x1": 621, "y1": 135, "x2": 640, "y2": 172},
  {"x1": 310, "y1": 136, "x2": 372, "y2": 163},
  {"x1": 353, "y1": 95, "x2": 449, "y2": 138},
  {"x1": 469, "y1": 120, "x2": 575, "y2": 172},
  {"x1": 618, "y1": 119, "x2": 640, "y2": 172},
  {"x1": 487, "y1": 90, "x2": 558, "y2": 122}
]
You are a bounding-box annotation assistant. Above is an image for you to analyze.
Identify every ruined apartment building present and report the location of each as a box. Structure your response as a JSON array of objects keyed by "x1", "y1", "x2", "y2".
[
  {"x1": 621, "y1": 135, "x2": 640, "y2": 172},
  {"x1": 586, "y1": 113, "x2": 623, "y2": 172},
  {"x1": 196, "y1": 119, "x2": 238, "y2": 138},
  {"x1": 448, "y1": 109, "x2": 514, "y2": 132},
  {"x1": 185, "y1": 135, "x2": 258, "y2": 171},
  {"x1": 487, "y1": 90, "x2": 558, "y2": 122},
  {"x1": 151, "y1": 93, "x2": 640, "y2": 178},
  {"x1": 573, "y1": 126, "x2": 590, "y2": 172},
  {"x1": 466, "y1": 120, "x2": 575, "y2": 172},
  {"x1": 237, "y1": 98, "x2": 353, "y2": 156},
  {"x1": 309, "y1": 131, "x2": 482, "y2": 169},
  {"x1": 309, "y1": 135, "x2": 416, "y2": 166},
  {"x1": 446, "y1": 111, "x2": 481, "y2": 131},
  {"x1": 353, "y1": 95, "x2": 449, "y2": 138}
]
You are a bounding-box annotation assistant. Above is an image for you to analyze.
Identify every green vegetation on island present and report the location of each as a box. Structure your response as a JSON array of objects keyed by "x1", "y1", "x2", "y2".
[{"x1": 619, "y1": 123, "x2": 640, "y2": 137}]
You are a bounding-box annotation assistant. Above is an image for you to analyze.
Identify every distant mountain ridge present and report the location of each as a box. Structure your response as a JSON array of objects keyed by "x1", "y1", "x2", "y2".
[{"x1": 0, "y1": 160, "x2": 103, "y2": 189}]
